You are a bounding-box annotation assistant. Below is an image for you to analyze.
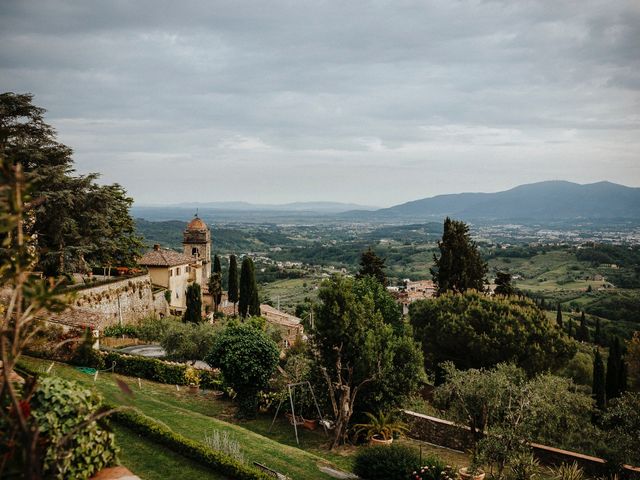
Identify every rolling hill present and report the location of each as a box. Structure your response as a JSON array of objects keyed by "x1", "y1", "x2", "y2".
[{"x1": 345, "y1": 181, "x2": 640, "y2": 222}]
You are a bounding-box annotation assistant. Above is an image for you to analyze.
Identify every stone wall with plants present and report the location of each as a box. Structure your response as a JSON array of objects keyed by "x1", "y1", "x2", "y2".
[
  {"x1": 403, "y1": 410, "x2": 640, "y2": 477},
  {"x1": 59, "y1": 274, "x2": 168, "y2": 327}
]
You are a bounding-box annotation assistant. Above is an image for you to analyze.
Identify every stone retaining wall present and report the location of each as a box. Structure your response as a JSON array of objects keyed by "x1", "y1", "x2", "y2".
[{"x1": 403, "y1": 410, "x2": 640, "y2": 477}]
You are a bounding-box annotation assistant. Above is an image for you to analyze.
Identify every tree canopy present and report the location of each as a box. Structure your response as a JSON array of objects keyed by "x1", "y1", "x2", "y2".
[
  {"x1": 205, "y1": 321, "x2": 279, "y2": 418},
  {"x1": 227, "y1": 254, "x2": 239, "y2": 314},
  {"x1": 312, "y1": 276, "x2": 425, "y2": 448},
  {"x1": 431, "y1": 217, "x2": 487, "y2": 294},
  {"x1": 409, "y1": 291, "x2": 576, "y2": 377},
  {"x1": 356, "y1": 247, "x2": 387, "y2": 286},
  {"x1": 0, "y1": 92, "x2": 142, "y2": 276}
]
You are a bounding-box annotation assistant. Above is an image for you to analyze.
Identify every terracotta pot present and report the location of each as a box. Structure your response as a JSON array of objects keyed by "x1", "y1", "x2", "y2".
[
  {"x1": 369, "y1": 434, "x2": 393, "y2": 446},
  {"x1": 302, "y1": 419, "x2": 318, "y2": 431},
  {"x1": 188, "y1": 385, "x2": 200, "y2": 394},
  {"x1": 459, "y1": 467, "x2": 485, "y2": 480}
]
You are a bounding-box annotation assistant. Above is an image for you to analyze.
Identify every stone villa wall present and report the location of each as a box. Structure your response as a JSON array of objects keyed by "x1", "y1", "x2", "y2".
[
  {"x1": 60, "y1": 274, "x2": 168, "y2": 328},
  {"x1": 403, "y1": 410, "x2": 640, "y2": 477}
]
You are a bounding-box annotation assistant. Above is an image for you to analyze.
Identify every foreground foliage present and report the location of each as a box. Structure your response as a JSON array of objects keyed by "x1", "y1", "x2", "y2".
[{"x1": 30, "y1": 377, "x2": 118, "y2": 479}]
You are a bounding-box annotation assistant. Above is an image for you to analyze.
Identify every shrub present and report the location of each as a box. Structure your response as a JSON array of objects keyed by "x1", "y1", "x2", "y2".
[
  {"x1": 111, "y1": 409, "x2": 270, "y2": 480},
  {"x1": 103, "y1": 324, "x2": 138, "y2": 337},
  {"x1": 135, "y1": 316, "x2": 181, "y2": 342},
  {"x1": 411, "y1": 456, "x2": 456, "y2": 480},
  {"x1": 206, "y1": 322, "x2": 279, "y2": 418},
  {"x1": 101, "y1": 351, "x2": 221, "y2": 388},
  {"x1": 161, "y1": 321, "x2": 220, "y2": 362},
  {"x1": 30, "y1": 377, "x2": 117, "y2": 479},
  {"x1": 352, "y1": 444, "x2": 420, "y2": 480}
]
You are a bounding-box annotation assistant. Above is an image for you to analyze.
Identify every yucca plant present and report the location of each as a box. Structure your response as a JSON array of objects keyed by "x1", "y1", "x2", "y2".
[
  {"x1": 549, "y1": 462, "x2": 585, "y2": 480},
  {"x1": 352, "y1": 411, "x2": 409, "y2": 441}
]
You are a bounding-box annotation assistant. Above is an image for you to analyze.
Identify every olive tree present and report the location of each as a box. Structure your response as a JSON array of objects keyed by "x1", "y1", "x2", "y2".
[
  {"x1": 436, "y1": 363, "x2": 593, "y2": 479},
  {"x1": 205, "y1": 322, "x2": 279, "y2": 418}
]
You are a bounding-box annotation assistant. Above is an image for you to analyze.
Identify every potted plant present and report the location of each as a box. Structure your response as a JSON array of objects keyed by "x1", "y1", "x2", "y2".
[
  {"x1": 184, "y1": 366, "x2": 200, "y2": 393},
  {"x1": 352, "y1": 411, "x2": 408, "y2": 445}
]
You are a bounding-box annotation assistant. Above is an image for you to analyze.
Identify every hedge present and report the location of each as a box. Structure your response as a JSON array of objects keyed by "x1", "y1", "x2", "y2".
[
  {"x1": 100, "y1": 351, "x2": 221, "y2": 389},
  {"x1": 111, "y1": 408, "x2": 272, "y2": 480}
]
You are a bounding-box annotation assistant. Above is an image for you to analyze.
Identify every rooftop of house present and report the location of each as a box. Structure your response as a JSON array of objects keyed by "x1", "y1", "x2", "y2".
[{"x1": 139, "y1": 245, "x2": 194, "y2": 267}]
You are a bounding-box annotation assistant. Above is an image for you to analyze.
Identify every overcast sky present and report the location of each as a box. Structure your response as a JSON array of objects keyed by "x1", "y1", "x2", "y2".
[{"x1": 1, "y1": 1, "x2": 639, "y2": 206}]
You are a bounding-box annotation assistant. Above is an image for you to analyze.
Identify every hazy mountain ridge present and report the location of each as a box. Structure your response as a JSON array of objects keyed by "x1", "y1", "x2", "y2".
[{"x1": 344, "y1": 181, "x2": 640, "y2": 221}]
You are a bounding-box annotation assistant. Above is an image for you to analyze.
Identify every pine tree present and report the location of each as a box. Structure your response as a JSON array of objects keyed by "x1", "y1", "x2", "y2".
[
  {"x1": 212, "y1": 254, "x2": 222, "y2": 309},
  {"x1": 592, "y1": 349, "x2": 606, "y2": 412},
  {"x1": 239, "y1": 257, "x2": 259, "y2": 318},
  {"x1": 431, "y1": 217, "x2": 487, "y2": 294},
  {"x1": 228, "y1": 255, "x2": 239, "y2": 315},
  {"x1": 356, "y1": 247, "x2": 387, "y2": 286},
  {"x1": 578, "y1": 311, "x2": 590, "y2": 343},
  {"x1": 594, "y1": 317, "x2": 602, "y2": 345},
  {"x1": 606, "y1": 337, "x2": 623, "y2": 402},
  {"x1": 183, "y1": 283, "x2": 202, "y2": 323},
  {"x1": 556, "y1": 304, "x2": 563, "y2": 328}
]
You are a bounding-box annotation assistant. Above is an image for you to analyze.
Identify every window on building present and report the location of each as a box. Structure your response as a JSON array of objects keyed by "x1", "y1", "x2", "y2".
[
  {"x1": 176, "y1": 267, "x2": 181, "y2": 275},
  {"x1": 186, "y1": 266, "x2": 190, "y2": 273},
  {"x1": 170, "y1": 269, "x2": 173, "y2": 277},
  {"x1": 192, "y1": 247, "x2": 199, "y2": 256}
]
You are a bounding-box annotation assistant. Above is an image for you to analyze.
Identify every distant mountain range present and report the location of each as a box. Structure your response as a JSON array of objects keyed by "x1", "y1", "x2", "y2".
[
  {"x1": 133, "y1": 181, "x2": 640, "y2": 224},
  {"x1": 336, "y1": 181, "x2": 640, "y2": 222}
]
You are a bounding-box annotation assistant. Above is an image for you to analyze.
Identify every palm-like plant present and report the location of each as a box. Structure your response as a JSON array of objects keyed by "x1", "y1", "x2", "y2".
[{"x1": 352, "y1": 411, "x2": 409, "y2": 441}]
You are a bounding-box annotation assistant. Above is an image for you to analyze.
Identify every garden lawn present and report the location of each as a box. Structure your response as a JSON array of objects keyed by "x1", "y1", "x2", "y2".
[
  {"x1": 113, "y1": 424, "x2": 229, "y2": 480},
  {"x1": 19, "y1": 356, "x2": 343, "y2": 480}
]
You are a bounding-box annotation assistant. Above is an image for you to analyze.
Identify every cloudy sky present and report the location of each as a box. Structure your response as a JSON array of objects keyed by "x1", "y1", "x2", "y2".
[{"x1": 1, "y1": 1, "x2": 639, "y2": 206}]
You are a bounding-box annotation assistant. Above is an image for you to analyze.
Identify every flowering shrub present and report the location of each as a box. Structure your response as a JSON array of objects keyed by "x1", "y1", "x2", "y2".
[{"x1": 410, "y1": 457, "x2": 456, "y2": 480}]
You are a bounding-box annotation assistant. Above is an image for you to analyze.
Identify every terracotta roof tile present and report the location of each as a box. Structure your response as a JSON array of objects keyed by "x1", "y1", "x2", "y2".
[{"x1": 139, "y1": 249, "x2": 193, "y2": 267}]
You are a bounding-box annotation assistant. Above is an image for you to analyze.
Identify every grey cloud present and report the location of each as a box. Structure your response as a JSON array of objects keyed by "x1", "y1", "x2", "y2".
[{"x1": 0, "y1": 0, "x2": 638, "y2": 205}]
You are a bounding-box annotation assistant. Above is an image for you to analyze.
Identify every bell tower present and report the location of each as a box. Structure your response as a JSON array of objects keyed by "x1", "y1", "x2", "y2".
[{"x1": 182, "y1": 214, "x2": 212, "y2": 281}]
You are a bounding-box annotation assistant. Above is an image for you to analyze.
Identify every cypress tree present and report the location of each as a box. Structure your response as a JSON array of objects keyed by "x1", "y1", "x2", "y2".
[
  {"x1": 567, "y1": 319, "x2": 573, "y2": 338},
  {"x1": 228, "y1": 255, "x2": 239, "y2": 315},
  {"x1": 592, "y1": 349, "x2": 606, "y2": 412},
  {"x1": 578, "y1": 311, "x2": 590, "y2": 343},
  {"x1": 212, "y1": 254, "x2": 222, "y2": 309},
  {"x1": 556, "y1": 304, "x2": 563, "y2": 328},
  {"x1": 606, "y1": 337, "x2": 623, "y2": 401},
  {"x1": 239, "y1": 257, "x2": 259, "y2": 318},
  {"x1": 183, "y1": 283, "x2": 202, "y2": 323},
  {"x1": 594, "y1": 317, "x2": 602, "y2": 345}
]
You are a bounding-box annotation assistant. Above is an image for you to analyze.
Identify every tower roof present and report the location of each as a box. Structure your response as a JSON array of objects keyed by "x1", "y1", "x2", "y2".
[{"x1": 186, "y1": 215, "x2": 207, "y2": 231}]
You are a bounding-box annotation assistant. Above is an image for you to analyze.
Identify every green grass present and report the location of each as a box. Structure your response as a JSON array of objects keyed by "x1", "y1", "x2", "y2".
[
  {"x1": 19, "y1": 356, "x2": 344, "y2": 480},
  {"x1": 113, "y1": 424, "x2": 229, "y2": 480}
]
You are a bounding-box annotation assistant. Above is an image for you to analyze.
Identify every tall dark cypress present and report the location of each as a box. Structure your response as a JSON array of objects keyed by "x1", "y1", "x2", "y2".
[
  {"x1": 239, "y1": 257, "x2": 258, "y2": 318},
  {"x1": 592, "y1": 349, "x2": 606, "y2": 412},
  {"x1": 606, "y1": 337, "x2": 623, "y2": 401},
  {"x1": 556, "y1": 304, "x2": 563, "y2": 328},
  {"x1": 578, "y1": 311, "x2": 590, "y2": 342},
  {"x1": 213, "y1": 254, "x2": 222, "y2": 308},
  {"x1": 228, "y1": 255, "x2": 239, "y2": 315},
  {"x1": 183, "y1": 283, "x2": 202, "y2": 323},
  {"x1": 594, "y1": 317, "x2": 602, "y2": 345}
]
